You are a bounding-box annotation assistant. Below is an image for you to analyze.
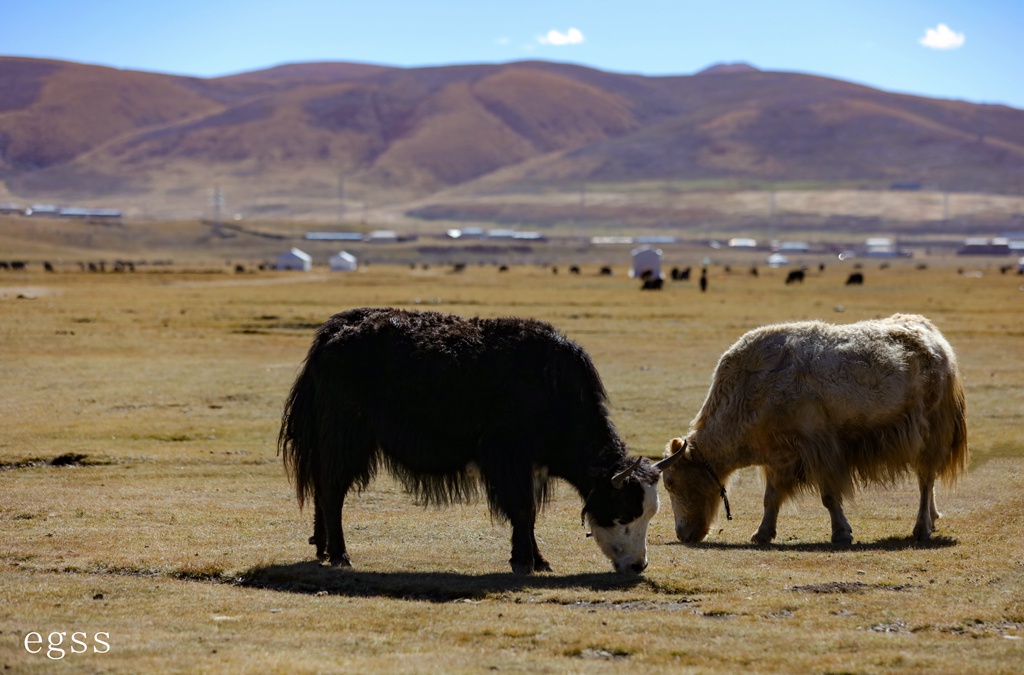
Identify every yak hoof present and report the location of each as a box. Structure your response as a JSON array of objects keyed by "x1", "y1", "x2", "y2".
[
  {"x1": 831, "y1": 532, "x2": 853, "y2": 547},
  {"x1": 310, "y1": 536, "x2": 328, "y2": 561},
  {"x1": 328, "y1": 552, "x2": 352, "y2": 567},
  {"x1": 912, "y1": 525, "x2": 933, "y2": 543},
  {"x1": 750, "y1": 530, "x2": 775, "y2": 545},
  {"x1": 534, "y1": 559, "x2": 553, "y2": 573},
  {"x1": 510, "y1": 560, "x2": 535, "y2": 576}
]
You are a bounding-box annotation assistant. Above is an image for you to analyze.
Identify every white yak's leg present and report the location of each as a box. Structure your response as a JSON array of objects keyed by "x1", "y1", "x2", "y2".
[
  {"x1": 752, "y1": 480, "x2": 782, "y2": 544},
  {"x1": 913, "y1": 475, "x2": 937, "y2": 542}
]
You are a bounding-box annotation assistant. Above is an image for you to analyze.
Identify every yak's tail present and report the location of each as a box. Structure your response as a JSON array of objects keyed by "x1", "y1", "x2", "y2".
[
  {"x1": 278, "y1": 347, "x2": 321, "y2": 510},
  {"x1": 938, "y1": 366, "x2": 970, "y2": 487}
]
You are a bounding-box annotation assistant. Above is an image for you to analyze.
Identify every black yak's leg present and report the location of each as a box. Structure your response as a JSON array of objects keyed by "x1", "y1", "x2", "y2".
[
  {"x1": 507, "y1": 510, "x2": 538, "y2": 575},
  {"x1": 484, "y1": 467, "x2": 540, "y2": 575},
  {"x1": 821, "y1": 492, "x2": 853, "y2": 546},
  {"x1": 318, "y1": 483, "x2": 352, "y2": 567},
  {"x1": 310, "y1": 493, "x2": 327, "y2": 561}
]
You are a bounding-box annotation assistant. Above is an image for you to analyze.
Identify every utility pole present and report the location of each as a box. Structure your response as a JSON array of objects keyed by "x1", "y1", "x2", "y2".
[
  {"x1": 211, "y1": 185, "x2": 224, "y2": 237},
  {"x1": 338, "y1": 172, "x2": 346, "y2": 225}
]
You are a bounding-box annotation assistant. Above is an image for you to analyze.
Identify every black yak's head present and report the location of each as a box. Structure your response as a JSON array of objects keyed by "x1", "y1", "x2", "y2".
[
  {"x1": 659, "y1": 437, "x2": 723, "y2": 543},
  {"x1": 583, "y1": 457, "x2": 660, "y2": 574}
]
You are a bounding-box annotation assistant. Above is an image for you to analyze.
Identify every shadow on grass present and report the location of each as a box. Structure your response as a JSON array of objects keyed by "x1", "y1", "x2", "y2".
[
  {"x1": 667, "y1": 534, "x2": 959, "y2": 553},
  {"x1": 235, "y1": 561, "x2": 647, "y2": 601}
]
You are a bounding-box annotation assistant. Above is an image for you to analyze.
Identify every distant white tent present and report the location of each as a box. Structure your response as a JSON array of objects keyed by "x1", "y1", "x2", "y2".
[
  {"x1": 630, "y1": 246, "x2": 663, "y2": 279},
  {"x1": 276, "y1": 247, "x2": 312, "y2": 271},
  {"x1": 329, "y1": 250, "x2": 358, "y2": 271}
]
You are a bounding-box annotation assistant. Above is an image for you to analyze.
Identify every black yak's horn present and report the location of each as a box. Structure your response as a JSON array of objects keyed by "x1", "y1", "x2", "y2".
[
  {"x1": 611, "y1": 456, "x2": 644, "y2": 489},
  {"x1": 651, "y1": 438, "x2": 689, "y2": 473}
]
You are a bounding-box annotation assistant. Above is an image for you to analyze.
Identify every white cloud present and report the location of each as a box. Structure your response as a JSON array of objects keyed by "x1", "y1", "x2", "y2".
[
  {"x1": 920, "y1": 23, "x2": 965, "y2": 50},
  {"x1": 538, "y1": 27, "x2": 584, "y2": 46}
]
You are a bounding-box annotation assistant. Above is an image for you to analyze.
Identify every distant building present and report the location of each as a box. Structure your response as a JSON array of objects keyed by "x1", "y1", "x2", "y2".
[
  {"x1": 630, "y1": 246, "x2": 663, "y2": 279},
  {"x1": 512, "y1": 231, "x2": 546, "y2": 241},
  {"x1": 305, "y1": 232, "x2": 363, "y2": 241},
  {"x1": 777, "y1": 241, "x2": 810, "y2": 253},
  {"x1": 767, "y1": 253, "x2": 790, "y2": 267},
  {"x1": 59, "y1": 207, "x2": 122, "y2": 219},
  {"x1": 25, "y1": 204, "x2": 60, "y2": 217},
  {"x1": 0, "y1": 203, "x2": 22, "y2": 214},
  {"x1": 958, "y1": 238, "x2": 1011, "y2": 256},
  {"x1": 329, "y1": 251, "x2": 358, "y2": 271},
  {"x1": 591, "y1": 236, "x2": 634, "y2": 245},
  {"x1": 446, "y1": 227, "x2": 485, "y2": 239},
  {"x1": 487, "y1": 229, "x2": 517, "y2": 240},
  {"x1": 365, "y1": 230, "x2": 399, "y2": 243},
  {"x1": 276, "y1": 248, "x2": 312, "y2": 271},
  {"x1": 728, "y1": 237, "x2": 758, "y2": 248},
  {"x1": 863, "y1": 237, "x2": 906, "y2": 258}
]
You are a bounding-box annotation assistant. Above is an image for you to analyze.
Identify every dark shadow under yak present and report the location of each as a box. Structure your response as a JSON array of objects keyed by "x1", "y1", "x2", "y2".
[{"x1": 279, "y1": 308, "x2": 678, "y2": 575}]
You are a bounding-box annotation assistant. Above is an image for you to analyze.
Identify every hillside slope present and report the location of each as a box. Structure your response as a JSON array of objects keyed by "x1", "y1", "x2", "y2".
[{"x1": 2, "y1": 57, "x2": 1023, "y2": 219}]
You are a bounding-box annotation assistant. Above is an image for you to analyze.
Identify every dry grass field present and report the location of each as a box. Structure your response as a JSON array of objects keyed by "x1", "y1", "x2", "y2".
[{"x1": 2, "y1": 258, "x2": 1023, "y2": 673}]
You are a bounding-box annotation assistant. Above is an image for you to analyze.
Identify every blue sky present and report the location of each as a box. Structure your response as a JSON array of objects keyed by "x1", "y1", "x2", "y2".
[{"x1": 2, "y1": 1, "x2": 1022, "y2": 109}]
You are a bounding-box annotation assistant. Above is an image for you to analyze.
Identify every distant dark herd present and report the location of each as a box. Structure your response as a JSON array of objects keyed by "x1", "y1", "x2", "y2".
[
  {"x1": 0, "y1": 260, "x2": 172, "y2": 273},
  {"x1": 3, "y1": 259, "x2": 1022, "y2": 283}
]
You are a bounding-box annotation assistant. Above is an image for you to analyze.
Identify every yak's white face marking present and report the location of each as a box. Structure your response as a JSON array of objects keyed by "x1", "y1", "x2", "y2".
[{"x1": 587, "y1": 482, "x2": 659, "y2": 573}]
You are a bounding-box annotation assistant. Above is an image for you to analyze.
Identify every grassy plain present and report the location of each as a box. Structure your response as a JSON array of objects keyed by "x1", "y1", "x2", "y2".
[{"x1": 1, "y1": 257, "x2": 1023, "y2": 673}]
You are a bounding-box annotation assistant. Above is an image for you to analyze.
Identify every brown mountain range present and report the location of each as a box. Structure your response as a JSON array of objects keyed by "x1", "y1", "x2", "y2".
[{"x1": 2, "y1": 56, "x2": 1023, "y2": 221}]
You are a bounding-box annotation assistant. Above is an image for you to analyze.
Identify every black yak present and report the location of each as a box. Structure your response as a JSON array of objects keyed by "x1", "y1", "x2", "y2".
[
  {"x1": 641, "y1": 278, "x2": 664, "y2": 290},
  {"x1": 785, "y1": 269, "x2": 805, "y2": 284},
  {"x1": 661, "y1": 314, "x2": 968, "y2": 545},
  {"x1": 279, "y1": 307, "x2": 669, "y2": 574}
]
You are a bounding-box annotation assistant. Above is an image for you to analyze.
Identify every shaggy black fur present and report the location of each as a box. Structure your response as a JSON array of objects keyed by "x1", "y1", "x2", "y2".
[{"x1": 279, "y1": 307, "x2": 656, "y2": 574}]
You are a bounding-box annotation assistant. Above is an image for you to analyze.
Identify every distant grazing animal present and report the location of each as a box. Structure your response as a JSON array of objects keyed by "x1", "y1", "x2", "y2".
[
  {"x1": 498, "y1": 265, "x2": 509, "y2": 272},
  {"x1": 660, "y1": 314, "x2": 968, "y2": 546},
  {"x1": 845, "y1": 272, "x2": 864, "y2": 285},
  {"x1": 44, "y1": 261, "x2": 55, "y2": 273},
  {"x1": 671, "y1": 266, "x2": 692, "y2": 281},
  {"x1": 785, "y1": 269, "x2": 805, "y2": 284},
  {"x1": 600, "y1": 266, "x2": 613, "y2": 276},
  {"x1": 279, "y1": 307, "x2": 671, "y2": 575},
  {"x1": 570, "y1": 265, "x2": 581, "y2": 275},
  {"x1": 699, "y1": 268, "x2": 708, "y2": 292},
  {"x1": 641, "y1": 277, "x2": 664, "y2": 290}
]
